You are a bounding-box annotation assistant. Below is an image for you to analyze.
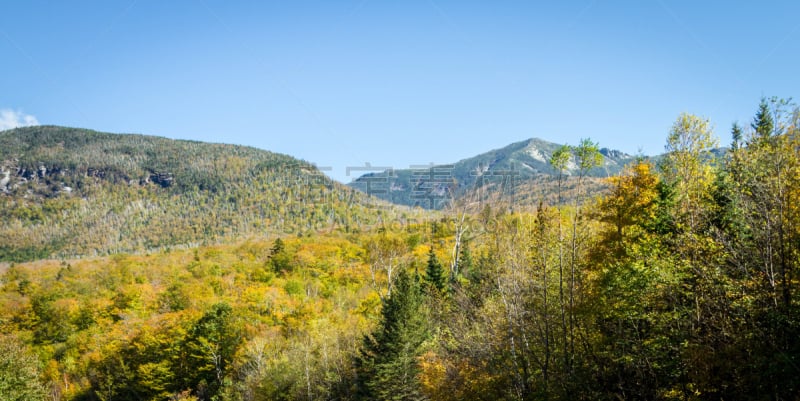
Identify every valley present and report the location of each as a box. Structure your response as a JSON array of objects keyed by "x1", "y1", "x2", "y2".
[{"x1": 2, "y1": 102, "x2": 799, "y2": 400}]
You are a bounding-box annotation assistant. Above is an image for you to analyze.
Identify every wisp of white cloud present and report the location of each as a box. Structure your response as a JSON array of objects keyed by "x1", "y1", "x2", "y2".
[{"x1": 0, "y1": 109, "x2": 39, "y2": 131}]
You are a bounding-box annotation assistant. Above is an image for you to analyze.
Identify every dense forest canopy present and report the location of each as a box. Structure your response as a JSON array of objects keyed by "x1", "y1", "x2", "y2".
[{"x1": 1, "y1": 98, "x2": 799, "y2": 400}]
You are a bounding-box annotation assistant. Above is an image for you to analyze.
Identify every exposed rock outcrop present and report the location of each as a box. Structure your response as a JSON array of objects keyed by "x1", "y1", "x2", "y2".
[
  {"x1": 149, "y1": 172, "x2": 174, "y2": 188},
  {"x1": 87, "y1": 168, "x2": 106, "y2": 179},
  {"x1": 0, "y1": 169, "x2": 10, "y2": 192}
]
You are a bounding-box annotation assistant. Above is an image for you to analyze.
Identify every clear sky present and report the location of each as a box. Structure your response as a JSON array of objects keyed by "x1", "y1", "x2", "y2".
[{"x1": 2, "y1": 1, "x2": 799, "y2": 182}]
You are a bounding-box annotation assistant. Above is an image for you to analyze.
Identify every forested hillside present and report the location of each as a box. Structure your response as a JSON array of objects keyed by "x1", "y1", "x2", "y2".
[
  {"x1": 1, "y1": 98, "x2": 799, "y2": 401},
  {"x1": 0, "y1": 126, "x2": 403, "y2": 262}
]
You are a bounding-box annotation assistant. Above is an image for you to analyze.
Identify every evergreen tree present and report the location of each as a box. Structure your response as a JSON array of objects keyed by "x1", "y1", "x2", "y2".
[
  {"x1": 751, "y1": 97, "x2": 774, "y2": 142},
  {"x1": 181, "y1": 303, "x2": 241, "y2": 400},
  {"x1": 269, "y1": 237, "x2": 292, "y2": 272},
  {"x1": 357, "y1": 269, "x2": 428, "y2": 400},
  {"x1": 457, "y1": 241, "x2": 474, "y2": 282},
  {"x1": 270, "y1": 237, "x2": 285, "y2": 255},
  {"x1": 731, "y1": 122, "x2": 743, "y2": 150},
  {"x1": 647, "y1": 179, "x2": 678, "y2": 237},
  {"x1": 424, "y1": 246, "x2": 446, "y2": 292}
]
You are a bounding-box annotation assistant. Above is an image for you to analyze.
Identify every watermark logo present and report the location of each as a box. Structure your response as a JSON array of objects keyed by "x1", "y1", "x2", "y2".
[{"x1": 410, "y1": 163, "x2": 454, "y2": 209}]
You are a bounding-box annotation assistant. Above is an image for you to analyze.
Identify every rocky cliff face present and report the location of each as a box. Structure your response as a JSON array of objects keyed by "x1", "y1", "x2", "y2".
[
  {"x1": 0, "y1": 169, "x2": 10, "y2": 191},
  {"x1": 1, "y1": 157, "x2": 175, "y2": 197},
  {"x1": 0, "y1": 125, "x2": 395, "y2": 262}
]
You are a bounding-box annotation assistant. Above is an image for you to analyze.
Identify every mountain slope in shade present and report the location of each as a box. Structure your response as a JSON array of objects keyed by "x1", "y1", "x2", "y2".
[
  {"x1": 348, "y1": 137, "x2": 638, "y2": 209},
  {"x1": 0, "y1": 126, "x2": 400, "y2": 262}
]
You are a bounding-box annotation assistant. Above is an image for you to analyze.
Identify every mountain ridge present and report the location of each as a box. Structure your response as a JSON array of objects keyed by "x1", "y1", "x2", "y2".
[
  {"x1": 0, "y1": 126, "x2": 402, "y2": 262},
  {"x1": 348, "y1": 136, "x2": 639, "y2": 209}
]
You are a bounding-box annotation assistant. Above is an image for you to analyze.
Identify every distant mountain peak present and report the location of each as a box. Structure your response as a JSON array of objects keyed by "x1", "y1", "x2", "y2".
[
  {"x1": 599, "y1": 147, "x2": 630, "y2": 159},
  {"x1": 348, "y1": 136, "x2": 637, "y2": 209}
]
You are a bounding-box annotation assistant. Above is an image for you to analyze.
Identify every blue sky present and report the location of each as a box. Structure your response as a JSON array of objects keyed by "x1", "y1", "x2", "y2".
[{"x1": 2, "y1": 1, "x2": 799, "y2": 182}]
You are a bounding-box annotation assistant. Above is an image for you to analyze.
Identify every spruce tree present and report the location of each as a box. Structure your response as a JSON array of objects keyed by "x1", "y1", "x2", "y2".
[
  {"x1": 181, "y1": 303, "x2": 241, "y2": 400},
  {"x1": 751, "y1": 97, "x2": 774, "y2": 143},
  {"x1": 269, "y1": 238, "x2": 291, "y2": 272},
  {"x1": 424, "y1": 246, "x2": 446, "y2": 292},
  {"x1": 356, "y1": 269, "x2": 428, "y2": 400},
  {"x1": 731, "y1": 122, "x2": 743, "y2": 150}
]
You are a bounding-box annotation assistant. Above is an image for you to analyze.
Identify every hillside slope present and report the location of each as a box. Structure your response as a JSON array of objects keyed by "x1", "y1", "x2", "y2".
[{"x1": 0, "y1": 126, "x2": 398, "y2": 261}]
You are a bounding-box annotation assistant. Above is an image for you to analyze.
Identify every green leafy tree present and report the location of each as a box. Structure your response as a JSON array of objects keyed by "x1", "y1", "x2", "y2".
[
  {"x1": 549, "y1": 144, "x2": 572, "y2": 376},
  {"x1": 595, "y1": 161, "x2": 659, "y2": 255},
  {"x1": 735, "y1": 98, "x2": 799, "y2": 307},
  {"x1": 0, "y1": 336, "x2": 47, "y2": 401},
  {"x1": 30, "y1": 294, "x2": 73, "y2": 344},
  {"x1": 661, "y1": 112, "x2": 719, "y2": 233},
  {"x1": 567, "y1": 138, "x2": 602, "y2": 364},
  {"x1": 549, "y1": 144, "x2": 571, "y2": 205}
]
